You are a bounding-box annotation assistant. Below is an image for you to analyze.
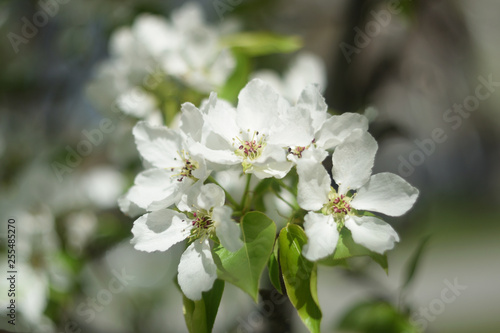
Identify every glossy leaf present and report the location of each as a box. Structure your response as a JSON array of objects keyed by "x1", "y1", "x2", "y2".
[
  {"x1": 182, "y1": 279, "x2": 225, "y2": 333},
  {"x1": 267, "y1": 239, "x2": 283, "y2": 294},
  {"x1": 212, "y1": 212, "x2": 276, "y2": 302},
  {"x1": 279, "y1": 224, "x2": 322, "y2": 333}
]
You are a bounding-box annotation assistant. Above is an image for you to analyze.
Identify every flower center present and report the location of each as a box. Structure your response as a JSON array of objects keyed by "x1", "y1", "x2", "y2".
[
  {"x1": 189, "y1": 210, "x2": 215, "y2": 241},
  {"x1": 288, "y1": 146, "x2": 307, "y2": 158},
  {"x1": 171, "y1": 150, "x2": 199, "y2": 182},
  {"x1": 233, "y1": 130, "x2": 267, "y2": 172},
  {"x1": 287, "y1": 139, "x2": 315, "y2": 159},
  {"x1": 322, "y1": 188, "x2": 352, "y2": 217}
]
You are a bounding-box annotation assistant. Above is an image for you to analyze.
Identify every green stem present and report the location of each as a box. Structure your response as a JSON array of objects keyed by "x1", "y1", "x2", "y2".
[
  {"x1": 273, "y1": 189, "x2": 296, "y2": 211},
  {"x1": 240, "y1": 173, "x2": 253, "y2": 213},
  {"x1": 207, "y1": 176, "x2": 240, "y2": 209},
  {"x1": 277, "y1": 178, "x2": 297, "y2": 196}
]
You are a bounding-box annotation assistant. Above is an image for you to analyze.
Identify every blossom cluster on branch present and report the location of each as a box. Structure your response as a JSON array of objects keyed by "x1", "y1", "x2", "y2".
[{"x1": 119, "y1": 78, "x2": 419, "y2": 306}]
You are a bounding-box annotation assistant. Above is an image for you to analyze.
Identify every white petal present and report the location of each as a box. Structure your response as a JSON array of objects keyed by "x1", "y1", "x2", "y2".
[
  {"x1": 316, "y1": 113, "x2": 369, "y2": 150},
  {"x1": 251, "y1": 144, "x2": 293, "y2": 179},
  {"x1": 296, "y1": 161, "x2": 330, "y2": 211},
  {"x1": 180, "y1": 102, "x2": 204, "y2": 142},
  {"x1": 296, "y1": 84, "x2": 328, "y2": 130},
  {"x1": 331, "y1": 129, "x2": 377, "y2": 194},
  {"x1": 118, "y1": 194, "x2": 145, "y2": 218},
  {"x1": 288, "y1": 146, "x2": 328, "y2": 165},
  {"x1": 189, "y1": 183, "x2": 225, "y2": 211},
  {"x1": 236, "y1": 79, "x2": 285, "y2": 133},
  {"x1": 302, "y1": 213, "x2": 339, "y2": 261},
  {"x1": 131, "y1": 210, "x2": 192, "y2": 252},
  {"x1": 126, "y1": 168, "x2": 183, "y2": 211},
  {"x1": 178, "y1": 240, "x2": 217, "y2": 300},
  {"x1": 202, "y1": 98, "x2": 240, "y2": 144},
  {"x1": 189, "y1": 141, "x2": 240, "y2": 166},
  {"x1": 213, "y1": 206, "x2": 243, "y2": 252},
  {"x1": 351, "y1": 173, "x2": 419, "y2": 216},
  {"x1": 345, "y1": 215, "x2": 399, "y2": 254},
  {"x1": 251, "y1": 70, "x2": 286, "y2": 96},
  {"x1": 133, "y1": 121, "x2": 183, "y2": 168},
  {"x1": 267, "y1": 106, "x2": 314, "y2": 147}
]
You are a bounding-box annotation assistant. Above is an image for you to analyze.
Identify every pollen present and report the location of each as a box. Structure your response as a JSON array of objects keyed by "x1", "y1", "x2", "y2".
[
  {"x1": 233, "y1": 131, "x2": 267, "y2": 171},
  {"x1": 170, "y1": 150, "x2": 199, "y2": 182},
  {"x1": 189, "y1": 210, "x2": 215, "y2": 241},
  {"x1": 322, "y1": 188, "x2": 353, "y2": 217}
]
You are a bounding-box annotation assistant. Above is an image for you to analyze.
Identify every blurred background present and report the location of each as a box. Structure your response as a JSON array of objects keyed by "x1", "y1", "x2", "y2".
[{"x1": 1, "y1": 0, "x2": 500, "y2": 332}]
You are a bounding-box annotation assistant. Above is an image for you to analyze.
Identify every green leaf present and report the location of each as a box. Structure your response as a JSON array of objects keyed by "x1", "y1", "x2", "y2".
[
  {"x1": 337, "y1": 300, "x2": 420, "y2": 333},
  {"x1": 318, "y1": 228, "x2": 388, "y2": 273},
  {"x1": 402, "y1": 235, "x2": 431, "y2": 290},
  {"x1": 182, "y1": 279, "x2": 225, "y2": 333},
  {"x1": 267, "y1": 239, "x2": 283, "y2": 294},
  {"x1": 221, "y1": 32, "x2": 303, "y2": 56},
  {"x1": 279, "y1": 224, "x2": 322, "y2": 333},
  {"x1": 218, "y1": 51, "x2": 251, "y2": 103},
  {"x1": 212, "y1": 212, "x2": 276, "y2": 302}
]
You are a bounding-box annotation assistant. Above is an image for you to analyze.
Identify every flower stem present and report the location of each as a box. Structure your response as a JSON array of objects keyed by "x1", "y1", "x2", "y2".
[
  {"x1": 277, "y1": 178, "x2": 296, "y2": 196},
  {"x1": 207, "y1": 175, "x2": 240, "y2": 209},
  {"x1": 240, "y1": 173, "x2": 252, "y2": 213},
  {"x1": 272, "y1": 189, "x2": 296, "y2": 211}
]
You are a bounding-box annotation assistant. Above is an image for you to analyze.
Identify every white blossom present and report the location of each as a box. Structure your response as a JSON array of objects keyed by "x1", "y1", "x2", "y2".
[
  {"x1": 119, "y1": 121, "x2": 208, "y2": 214},
  {"x1": 286, "y1": 85, "x2": 370, "y2": 165},
  {"x1": 131, "y1": 183, "x2": 242, "y2": 300},
  {"x1": 186, "y1": 79, "x2": 295, "y2": 179},
  {"x1": 297, "y1": 129, "x2": 419, "y2": 261}
]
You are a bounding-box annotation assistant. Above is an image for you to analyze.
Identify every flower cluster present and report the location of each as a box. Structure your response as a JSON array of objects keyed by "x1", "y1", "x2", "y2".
[
  {"x1": 87, "y1": 2, "x2": 236, "y2": 121},
  {"x1": 121, "y1": 78, "x2": 419, "y2": 300}
]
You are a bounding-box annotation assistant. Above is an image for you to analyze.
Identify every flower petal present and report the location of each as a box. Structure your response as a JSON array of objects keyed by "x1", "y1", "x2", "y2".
[
  {"x1": 131, "y1": 209, "x2": 192, "y2": 252},
  {"x1": 126, "y1": 168, "x2": 185, "y2": 211},
  {"x1": 302, "y1": 212, "x2": 339, "y2": 261},
  {"x1": 296, "y1": 161, "x2": 330, "y2": 211},
  {"x1": 236, "y1": 79, "x2": 286, "y2": 133},
  {"x1": 351, "y1": 172, "x2": 419, "y2": 216},
  {"x1": 345, "y1": 215, "x2": 399, "y2": 254},
  {"x1": 331, "y1": 129, "x2": 377, "y2": 194},
  {"x1": 296, "y1": 83, "x2": 328, "y2": 131},
  {"x1": 267, "y1": 106, "x2": 314, "y2": 147},
  {"x1": 213, "y1": 206, "x2": 243, "y2": 252},
  {"x1": 189, "y1": 183, "x2": 225, "y2": 211},
  {"x1": 251, "y1": 144, "x2": 293, "y2": 179},
  {"x1": 133, "y1": 121, "x2": 183, "y2": 168},
  {"x1": 178, "y1": 240, "x2": 217, "y2": 300},
  {"x1": 316, "y1": 113, "x2": 369, "y2": 150},
  {"x1": 118, "y1": 194, "x2": 145, "y2": 218},
  {"x1": 180, "y1": 102, "x2": 204, "y2": 142}
]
